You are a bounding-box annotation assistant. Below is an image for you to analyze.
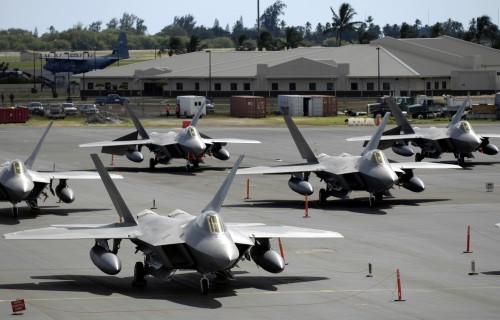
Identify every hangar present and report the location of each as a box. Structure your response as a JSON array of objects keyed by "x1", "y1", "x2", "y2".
[{"x1": 76, "y1": 36, "x2": 500, "y2": 98}]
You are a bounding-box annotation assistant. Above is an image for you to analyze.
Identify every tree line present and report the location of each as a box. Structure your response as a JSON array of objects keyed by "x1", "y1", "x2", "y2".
[{"x1": 0, "y1": 1, "x2": 498, "y2": 53}]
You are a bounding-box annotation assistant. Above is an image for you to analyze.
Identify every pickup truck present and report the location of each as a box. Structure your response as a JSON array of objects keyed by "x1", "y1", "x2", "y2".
[
  {"x1": 367, "y1": 96, "x2": 413, "y2": 118},
  {"x1": 94, "y1": 94, "x2": 129, "y2": 106}
]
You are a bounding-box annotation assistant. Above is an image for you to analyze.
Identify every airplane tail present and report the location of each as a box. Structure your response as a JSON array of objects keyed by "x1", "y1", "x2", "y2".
[
  {"x1": 387, "y1": 97, "x2": 414, "y2": 134},
  {"x1": 202, "y1": 154, "x2": 244, "y2": 213},
  {"x1": 24, "y1": 121, "x2": 53, "y2": 170},
  {"x1": 361, "y1": 112, "x2": 390, "y2": 156},
  {"x1": 189, "y1": 101, "x2": 206, "y2": 127},
  {"x1": 126, "y1": 105, "x2": 149, "y2": 139},
  {"x1": 111, "y1": 32, "x2": 129, "y2": 59},
  {"x1": 90, "y1": 153, "x2": 137, "y2": 225},
  {"x1": 283, "y1": 114, "x2": 319, "y2": 164},
  {"x1": 449, "y1": 98, "x2": 469, "y2": 126}
]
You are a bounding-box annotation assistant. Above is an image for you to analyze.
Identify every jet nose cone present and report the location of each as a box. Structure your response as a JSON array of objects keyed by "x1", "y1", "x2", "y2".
[
  {"x1": 5, "y1": 177, "x2": 34, "y2": 203},
  {"x1": 212, "y1": 242, "x2": 240, "y2": 268},
  {"x1": 185, "y1": 139, "x2": 206, "y2": 156}
]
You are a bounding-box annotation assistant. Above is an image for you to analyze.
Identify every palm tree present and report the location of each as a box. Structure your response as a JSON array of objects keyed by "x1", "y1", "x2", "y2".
[{"x1": 325, "y1": 3, "x2": 362, "y2": 46}]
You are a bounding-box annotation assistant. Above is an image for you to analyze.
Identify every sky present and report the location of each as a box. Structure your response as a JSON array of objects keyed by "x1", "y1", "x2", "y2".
[{"x1": 2, "y1": 0, "x2": 499, "y2": 35}]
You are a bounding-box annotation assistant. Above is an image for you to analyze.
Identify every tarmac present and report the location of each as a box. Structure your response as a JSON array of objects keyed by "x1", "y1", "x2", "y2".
[{"x1": 1, "y1": 122, "x2": 500, "y2": 319}]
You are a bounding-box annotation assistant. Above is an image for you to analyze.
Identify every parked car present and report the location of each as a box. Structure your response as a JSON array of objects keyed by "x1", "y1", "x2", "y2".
[
  {"x1": 206, "y1": 99, "x2": 215, "y2": 113},
  {"x1": 27, "y1": 102, "x2": 45, "y2": 116},
  {"x1": 46, "y1": 104, "x2": 65, "y2": 119},
  {"x1": 62, "y1": 103, "x2": 78, "y2": 115},
  {"x1": 94, "y1": 94, "x2": 129, "y2": 106},
  {"x1": 79, "y1": 104, "x2": 99, "y2": 115}
]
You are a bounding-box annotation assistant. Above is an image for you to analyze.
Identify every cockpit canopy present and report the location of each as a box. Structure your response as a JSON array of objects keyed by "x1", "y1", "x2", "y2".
[
  {"x1": 195, "y1": 212, "x2": 226, "y2": 234},
  {"x1": 371, "y1": 150, "x2": 388, "y2": 165},
  {"x1": 187, "y1": 126, "x2": 200, "y2": 138},
  {"x1": 458, "y1": 121, "x2": 472, "y2": 133},
  {"x1": 11, "y1": 160, "x2": 26, "y2": 174}
]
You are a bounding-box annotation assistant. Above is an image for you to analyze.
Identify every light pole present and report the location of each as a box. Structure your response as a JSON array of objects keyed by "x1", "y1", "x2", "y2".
[
  {"x1": 207, "y1": 50, "x2": 212, "y2": 99},
  {"x1": 50, "y1": 51, "x2": 57, "y2": 97},
  {"x1": 376, "y1": 47, "x2": 381, "y2": 96},
  {"x1": 82, "y1": 51, "x2": 89, "y2": 99},
  {"x1": 64, "y1": 52, "x2": 71, "y2": 101},
  {"x1": 32, "y1": 49, "x2": 37, "y2": 93},
  {"x1": 94, "y1": 47, "x2": 97, "y2": 71},
  {"x1": 39, "y1": 54, "x2": 43, "y2": 92}
]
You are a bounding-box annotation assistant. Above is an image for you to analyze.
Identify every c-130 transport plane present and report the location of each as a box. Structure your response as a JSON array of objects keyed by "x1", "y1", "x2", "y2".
[
  {"x1": 237, "y1": 112, "x2": 460, "y2": 207},
  {"x1": 80, "y1": 103, "x2": 260, "y2": 170},
  {"x1": 0, "y1": 122, "x2": 123, "y2": 218},
  {"x1": 4, "y1": 154, "x2": 343, "y2": 295}
]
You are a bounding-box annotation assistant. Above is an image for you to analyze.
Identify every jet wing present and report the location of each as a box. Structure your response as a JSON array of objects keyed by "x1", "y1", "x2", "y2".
[
  {"x1": 80, "y1": 139, "x2": 155, "y2": 148},
  {"x1": 389, "y1": 162, "x2": 461, "y2": 172},
  {"x1": 202, "y1": 138, "x2": 261, "y2": 144},
  {"x1": 4, "y1": 223, "x2": 141, "y2": 240},
  {"x1": 29, "y1": 170, "x2": 123, "y2": 183},
  {"x1": 237, "y1": 163, "x2": 325, "y2": 175},
  {"x1": 347, "y1": 133, "x2": 422, "y2": 142},
  {"x1": 478, "y1": 133, "x2": 500, "y2": 139},
  {"x1": 230, "y1": 225, "x2": 343, "y2": 239}
]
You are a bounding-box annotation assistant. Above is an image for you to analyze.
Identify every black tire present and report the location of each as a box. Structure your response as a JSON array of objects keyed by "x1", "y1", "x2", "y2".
[
  {"x1": 12, "y1": 206, "x2": 18, "y2": 219},
  {"x1": 132, "y1": 261, "x2": 147, "y2": 287},
  {"x1": 149, "y1": 158, "x2": 156, "y2": 169},
  {"x1": 319, "y1": 188, "x2": 327, "y2": 204},
  {"x1": 415, "y1": 153, "x2": 423, "y2": 162},
  {"x1": 201, "y1": 278, "x2": 209, "y2": 295}
]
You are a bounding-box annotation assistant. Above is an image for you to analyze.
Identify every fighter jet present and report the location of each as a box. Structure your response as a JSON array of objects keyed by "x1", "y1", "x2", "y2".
[
  {"x1": 4, "y1": 154, "x2": 343, "y2": 295},
  {"x1": 80, "y1": 103, "x2": 260, "y2": 170},
  {"x1": 0, "y1": 122, "x2": 122, "y2": 219},
  {"x1": 347, "y1": 96, "x2": 500, "y2": 166},
  {"x1": 237, "y1": 112, "x2": 460, "y2": 207}
]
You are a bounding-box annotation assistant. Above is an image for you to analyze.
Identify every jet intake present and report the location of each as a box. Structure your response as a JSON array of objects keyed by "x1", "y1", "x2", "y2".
[
  {"x1": 126, "y1": 149, "x2": 144, "y2": 162},
  {"x1": 288, "y1": 177, "x2": 313, "y2": 196},
  {"x1": 401, "y1": 176, "x2": 425, "y2": 192},
  {"x1": 212, "y1": 148, "x2": 230, "y2": 161},
  {"x1": 90, "y1": 244, "x2": 122, "y2": 275},
  {"x1": 55, "y1": 180, "x2": 75, "y2": 203},
  {"x1": 391, "y1": 143, "x2": 414, "y2": 157},
  {"x1": 250, "y1": 240, "x2": 285, "y2": 274}
]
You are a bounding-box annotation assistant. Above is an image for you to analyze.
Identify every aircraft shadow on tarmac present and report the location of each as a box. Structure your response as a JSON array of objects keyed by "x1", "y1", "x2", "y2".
[
  {"x1": 0, "y1": 207, "x2": 111, "y2": 225},
  {"x1": 106, "y1": 165, "x2": 229, "y2": 176},
  {"x1": 0, "y1": 272, "x2": 328, "y2": 309},
  {"x1": 481, "y1": 271, "x2": 500, "y2": 276},
  {"x1": 225, "y1": 197, "x2": 451, "y2": 215}
]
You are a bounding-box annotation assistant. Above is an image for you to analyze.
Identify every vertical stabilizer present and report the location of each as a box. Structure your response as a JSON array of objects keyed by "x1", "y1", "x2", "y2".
[
  {"x1": 387, "y1": 97, "x2": 414, "y2": 134},
  {"x1": 189, "y1": 102, "x2": 206, "y2": 127},
  {"x1": 362, "y1": 112, "x2": 390, "y2": 156},
  {"x1": 111, "y1": 32, "x2": 129, "y2": 59},
  {"x1": 283, "y1": 114, "x2": 318, "y2": 164},
  {"x1": 24, "y1": 121, "x2": 53, "y2": 170},
  {"x1": 90, "y1": 154, "x2": 137, "y2": 226},
  {"x1": 449, "y1": 98, "x2": 469, "y2": 126},
  {"x1": 126, "y1": 105, "x2": 149, "y2": 139},
  {"x1": 202, "y1": 155, "x2": 244, "y2": 213}
]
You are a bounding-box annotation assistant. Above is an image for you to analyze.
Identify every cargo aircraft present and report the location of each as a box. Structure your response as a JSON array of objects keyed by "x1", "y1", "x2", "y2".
[
  {"x1": 80, "y1": 104, "x2": 260, "y2": 170},
  {"x1": 347, "y1": 97, "x2": 500, "y2": 166},
  {"x1": 237, "y1": 112, "x2": 460, "y2": 207},
  {"x1": 4, "y1": 154, "x2": 343, "y2": 295},
  {"x1": 0, "y1": 122, "x2": 122, "y2": 218},
  {"x1": 43, "y1": 32, "x2": 129, "y2": 74}
]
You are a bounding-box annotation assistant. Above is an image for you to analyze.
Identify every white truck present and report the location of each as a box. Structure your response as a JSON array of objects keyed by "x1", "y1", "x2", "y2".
[{"x1": 176, "y1": 95, "x2": 206, "y2": 118}]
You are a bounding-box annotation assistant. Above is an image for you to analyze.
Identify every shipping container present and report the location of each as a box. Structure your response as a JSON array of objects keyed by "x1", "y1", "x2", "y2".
[
  {"x1": 0, "y1": 107, "x2": 29, "y2": 123},
  {"x1": 278, "y1": 95, "x2": 337, "y2": 116},
  {"x1": 176, "y1": 96, "x2": 206, "y2": 117},
  {"x1": 230, "y1": 96, "x2": 266, "y2": 118}
]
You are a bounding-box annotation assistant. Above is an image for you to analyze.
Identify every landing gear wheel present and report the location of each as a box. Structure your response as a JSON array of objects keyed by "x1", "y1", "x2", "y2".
[
  {"x1": 457, "y1": 156, "x2": 465, "y2": 167},
  {"x1": 368, "y1": 196, "x2": 376, "y2": 208},
  {"x1": 319, "y1": 188, "x2": 327, "y2": 204},
  {"x1": 132, "y1": 261, "x2": 147, "y2": 287},
  {"x1": 200, "y1": 277, "x2": 209, "y2": 295},
  {"x1": 415, "y1": 153, "x2": 423, "y2": 162},
  {"x1": 12, "y1": 206, "x2": 18, "y2": 219},
  {"x1": 375, "y1": 192, "x2": 383, "y2": 202},
  {"x1": 192, "y1": 160, "x2": 199, "y2": 168},
  {"x1": 186, "y1": 164, "x2": 192, "y2": 172},
  {"x1": 149, "y1": 158, "x2": 157, "y2": 169}
]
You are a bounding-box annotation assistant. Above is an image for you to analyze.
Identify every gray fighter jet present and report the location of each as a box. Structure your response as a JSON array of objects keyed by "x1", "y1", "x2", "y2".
[
  {"x1": 347, "y1": 96, "x2": 500, "y2": 166},
  {"x1": 0, "y1": 122, "x2": 123, "y2": 218},
  {"x1": 237, "y1": 112, "x2": 460, "y2": 207},
  {"x1": 4, "y1": 154, "x2": 342, "y2": 295},
  {"x1": 80, "y1": 104, "x2": 260, "y2": 170}
]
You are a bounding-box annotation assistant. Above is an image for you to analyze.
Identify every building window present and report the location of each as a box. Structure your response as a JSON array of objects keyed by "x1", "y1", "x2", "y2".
[
  {"x1": 214, "y1": 83, "x2": 221, "y2": 91},
  {"x1": 309, "y1": 83, "x2": 316, "y2": 91},
  {"x1": 367, "y1": 82, "x2": 374, "y2": 91},
  {"x1": 327, "y1": 82, "x2": 334, "y2": 91},
  {"x1": 442, "y1": 81, "x2": 447, "y2": 89},
  {"x1": 176, "y1": 82, "x2": 183, "y2": 90},
  {"x1": 120, "y1": 82, "x2": 128, "y2": 90},
  {"x1": 434, "y1": 81, "x2": 439, "y2": 90},
  {"x1": 230, "y1": 83, "x2": 238, "y2": 91},
  {"x1": 351, "y1": 82, "x2": 358, "y2": 91},
  {"x1": 426, "y1": 82, "x2": 431, "y2": 90},
  {"x1": 87, "y1": 82, "x2": 94, "y2": 90},
  {"x1": 195, "y1": 82, "x2": 200, "y2": 91},
  {"x1": 383, "y1": 82, "x2": 390, "y2": 91},
  {"x1": 271, "y1": 83, "x2": 279, "y2": 90},
  {"x1": 243, "y1": 83, "x2": 250, "y2": 91},
  {"x1": 289, "y1": 83, "x2": 296, "y2": 91}
]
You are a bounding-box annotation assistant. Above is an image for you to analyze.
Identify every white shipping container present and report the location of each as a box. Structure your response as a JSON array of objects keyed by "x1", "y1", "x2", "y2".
[
  {"x1": 278, "y1": 95, "x2": 308, "y2": 116},
  {"x1": 176, "y1": 95, "x2": 206, "y2": 117}
]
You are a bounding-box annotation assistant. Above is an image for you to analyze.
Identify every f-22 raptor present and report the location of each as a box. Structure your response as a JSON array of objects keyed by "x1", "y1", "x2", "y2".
[
  {"x1": 347, "y1": 96, "x2": 500, "y2": 166},
  {"x1": 4, "y1": 154, "x2": 343, "y2": 295},
  {"x1": 80, "y1": 103, "x2": 260, "y2": 170},
  {"x1": 237, "y1": 112, "x2": 460, "y2": 207},
  {"x1": 0, "y1": 122, "x2": 122, "y2": 218}
]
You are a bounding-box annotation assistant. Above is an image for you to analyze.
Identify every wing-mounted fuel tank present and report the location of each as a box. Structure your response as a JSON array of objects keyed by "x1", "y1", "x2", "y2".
[
  {"x1": 288, "y1": 176, "x2": 313, "y2": 196},
  {"x1": 55, "y1": 179, "x2": 75, "y2": 203},
  {"x1": 90, "y1": 241, "x2": 122, "y2": 275},
  {"x1": 210, "y1": 145, "x2": 230, "y2": 161},
  {"x1": 125, "y1": 148, "x2": 144, "y2": 162},
  {"x1": 391, "y1": 142, "x2": 414, "y2": 157},
  {"x1": 398, "y1": 170, "x2": 425, "y2": 192},
  {"x1": 479, "y1": 138, "x2": 499, "y2": 155},
  {"x1": 250, "y1": 238, "x2": 285, "y2": 273}
]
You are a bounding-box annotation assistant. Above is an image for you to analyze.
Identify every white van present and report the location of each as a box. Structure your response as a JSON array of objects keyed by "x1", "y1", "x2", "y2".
[{"x1": 176, "y1": 96, "x2": 206, "y2": 118}]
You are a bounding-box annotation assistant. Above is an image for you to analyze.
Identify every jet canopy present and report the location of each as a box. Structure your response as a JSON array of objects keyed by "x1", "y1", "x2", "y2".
[
  {"x1": 11, "y1": 160, "x2": 26, "y2": 174},
  {"x1": 458, "y1": 121, "x2": 472, "y2": 133},
  {"x1": 195, "y1": 212, "x2": 227, "y2": 234},
  {"x1": 371, "y1": 150, "x2": 388, "y2": 165}
]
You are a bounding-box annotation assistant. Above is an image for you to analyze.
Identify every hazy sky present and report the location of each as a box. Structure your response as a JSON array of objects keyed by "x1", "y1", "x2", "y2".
[{"x1": 3, "y1": 0, "x2": 499, "y2": 35}]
